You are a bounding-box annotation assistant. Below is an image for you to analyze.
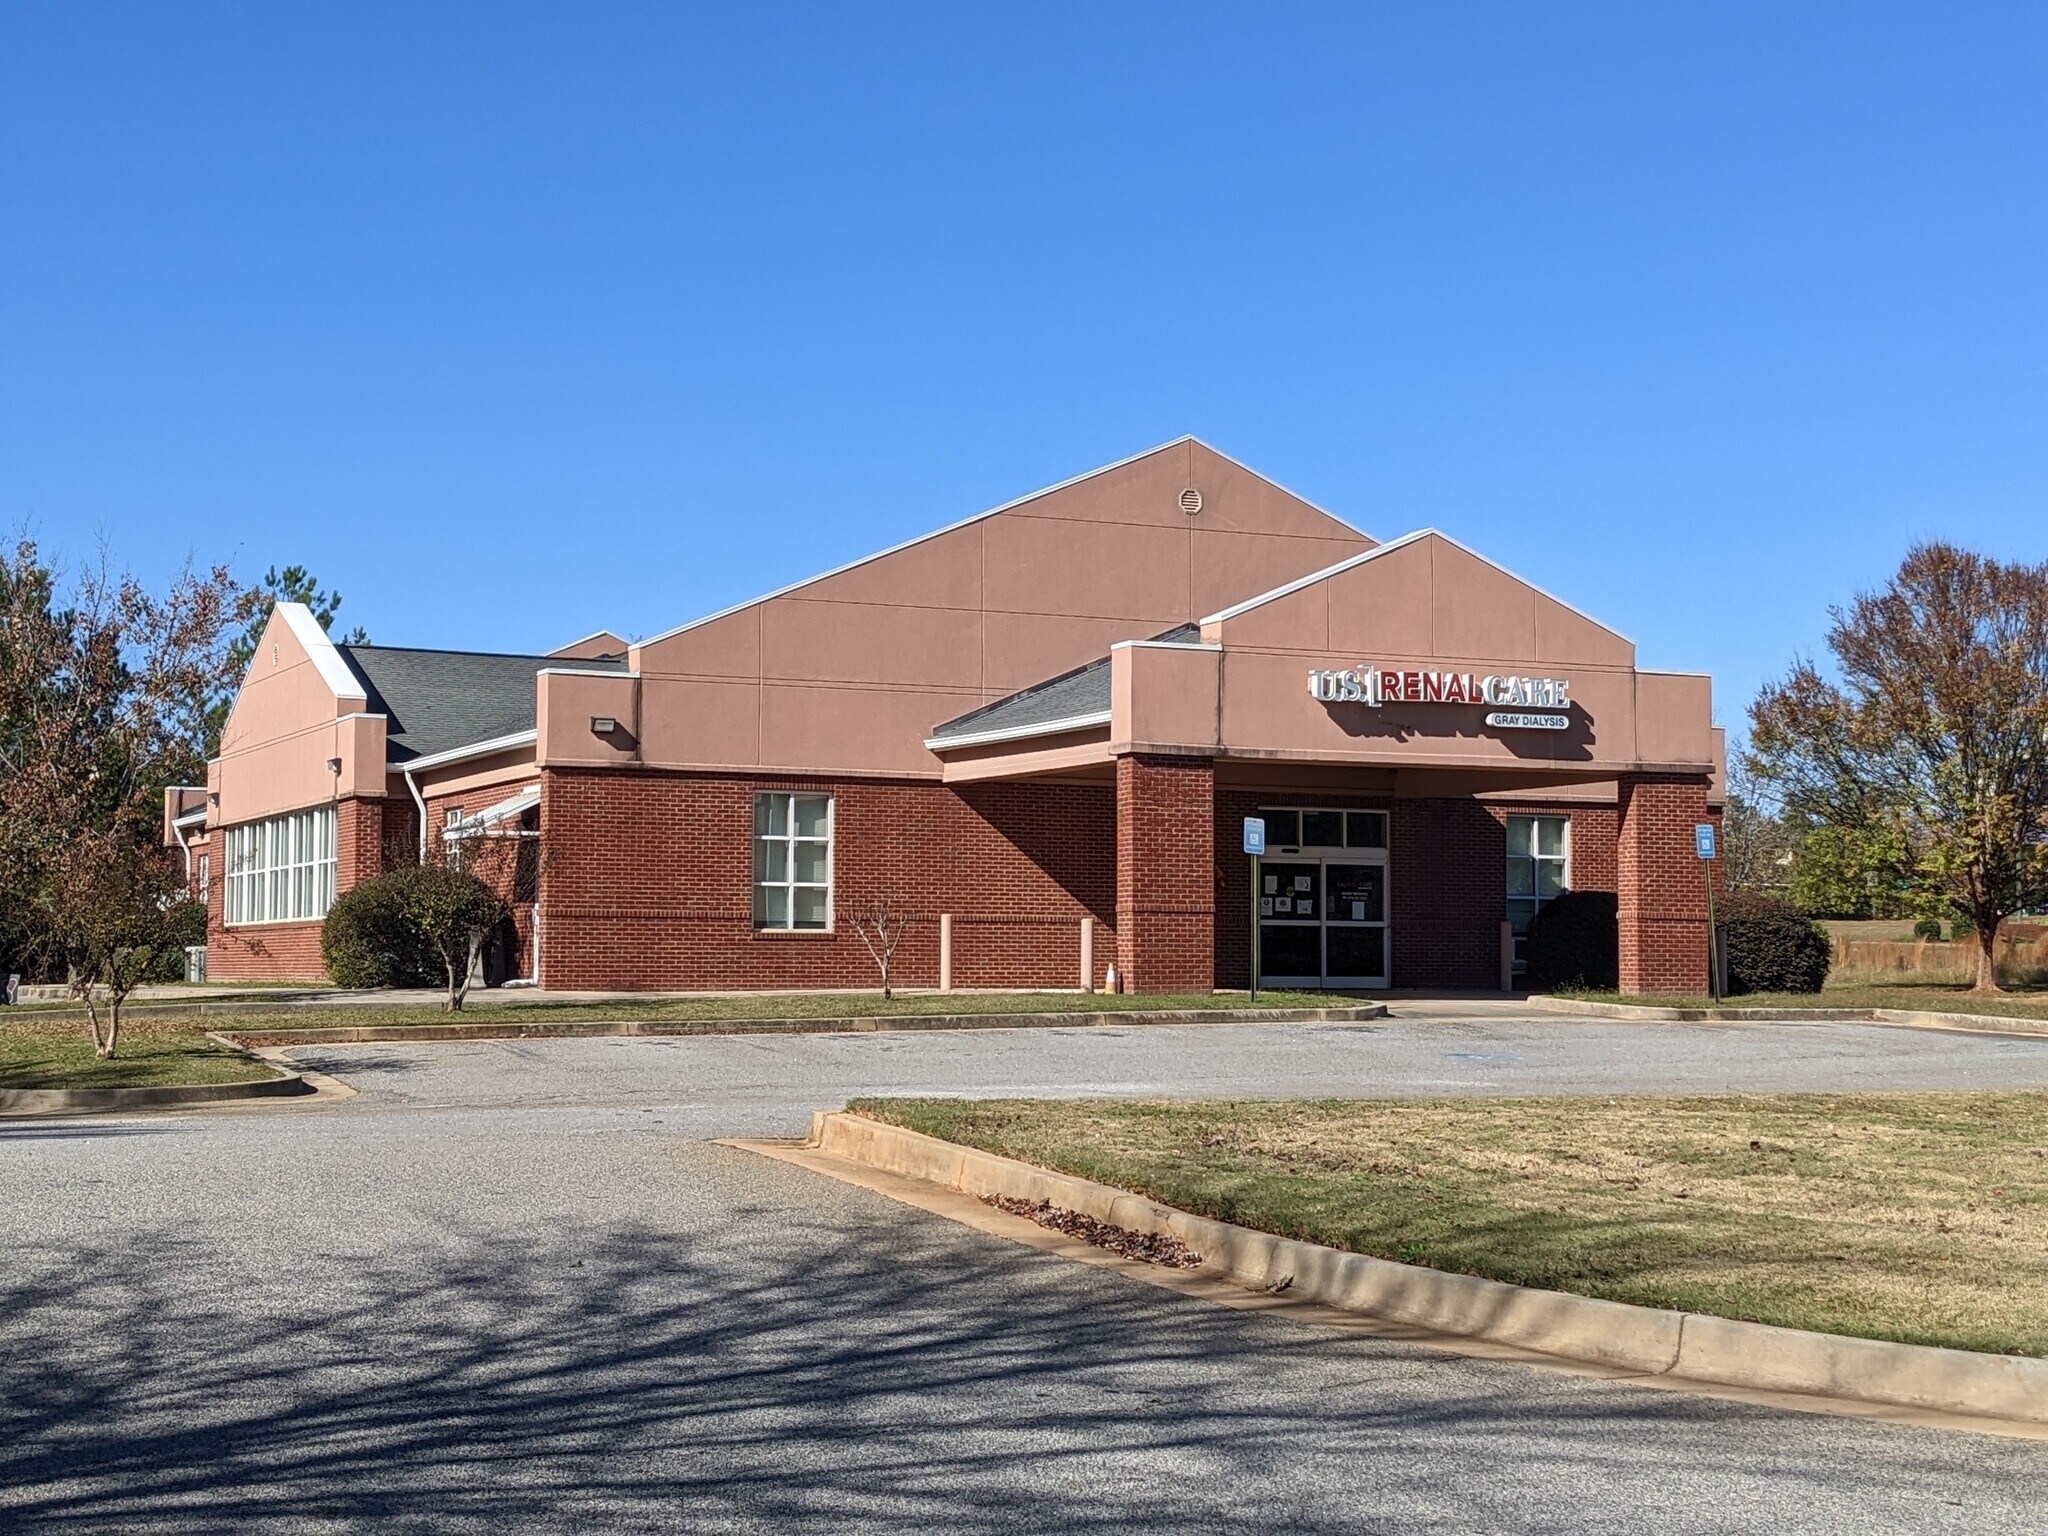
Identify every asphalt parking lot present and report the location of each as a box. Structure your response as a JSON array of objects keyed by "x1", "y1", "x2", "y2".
[{"x1": 5, "y1": 1010, "x2": 2048, "y2": 1533}]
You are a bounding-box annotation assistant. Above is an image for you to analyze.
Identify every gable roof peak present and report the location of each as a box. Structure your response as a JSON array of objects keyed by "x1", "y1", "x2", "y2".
[{"x1": 1199, "y1": 527, "x2": 1632, "y2": 647}]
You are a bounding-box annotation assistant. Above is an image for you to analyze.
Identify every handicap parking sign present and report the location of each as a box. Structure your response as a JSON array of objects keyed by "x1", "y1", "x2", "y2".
[
  {"x1": 1695, "y1": 823, "x2": 1716, "y2": 860},
  {"x1": 1243, "y1": 817, "x2": 1266, "y2": 856}
]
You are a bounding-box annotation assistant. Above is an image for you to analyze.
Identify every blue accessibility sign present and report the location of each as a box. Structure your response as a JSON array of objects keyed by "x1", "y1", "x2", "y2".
[
  {"x1": 1243, "y1": 817, "x2": 1267, "y2": 856},
  {"x1": 1695, "y1": 823, "x2": 1717, "y2": 860}
]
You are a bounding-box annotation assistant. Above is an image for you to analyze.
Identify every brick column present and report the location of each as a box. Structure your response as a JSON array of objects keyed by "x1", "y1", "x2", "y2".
[
  {"x1": 1616, "y1": 773, "x2": 1715, "y2": 995},
  {"x1": 1115, "y1": 754, "x2": 1215, "y2": 993}
]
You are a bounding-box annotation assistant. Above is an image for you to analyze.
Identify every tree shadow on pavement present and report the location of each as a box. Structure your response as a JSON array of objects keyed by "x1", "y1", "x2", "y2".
[{"x1": 1, "y1": 1164, "x2": 2043, "y2": 1534}]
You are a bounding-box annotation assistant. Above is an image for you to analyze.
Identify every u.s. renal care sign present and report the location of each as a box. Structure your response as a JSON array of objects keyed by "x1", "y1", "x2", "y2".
[{"x1": 1306, "y1": 665, "x2": 1571, "y2": 730}]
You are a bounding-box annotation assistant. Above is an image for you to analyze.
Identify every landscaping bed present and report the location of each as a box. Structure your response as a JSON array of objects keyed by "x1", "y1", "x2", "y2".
[
  {"x1": 851, "y1": 1092, "x2": 2048, "y2": 1357},
  {"x1": 0, "y1": 1016, "x2": 281, "y2": 1091}
]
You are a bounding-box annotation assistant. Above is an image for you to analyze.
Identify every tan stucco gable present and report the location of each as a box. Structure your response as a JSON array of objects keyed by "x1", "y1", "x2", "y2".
[
  {"x1": 213, "y1": 603, "x2": 386, "y2": 826},
  {"x1": 564, "y1": 439, "x2": 1374, "y2": 778},
  {"x1": 1086, "y1": 529, "x2": 1715, "y2": 784},
  {"x1": 1200, "y1": 529, "x2": 1633, "y2": 668}
]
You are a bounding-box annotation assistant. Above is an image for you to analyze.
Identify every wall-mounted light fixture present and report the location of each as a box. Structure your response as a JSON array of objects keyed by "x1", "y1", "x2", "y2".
[
  {"x1": 590, "y1": 716, "x2": 617, "y2": 735},
  {"x1": 326, "y1": 757, "x2": 343, "y2": 775}
]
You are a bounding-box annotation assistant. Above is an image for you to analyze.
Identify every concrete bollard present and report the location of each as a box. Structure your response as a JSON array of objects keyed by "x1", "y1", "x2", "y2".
[
  {"x1": 1080, "y1": 917, "x2": 1094, "y2": 992},
  {"x1": 939, "y1": 913, "x2": 953, "y2": 992}
]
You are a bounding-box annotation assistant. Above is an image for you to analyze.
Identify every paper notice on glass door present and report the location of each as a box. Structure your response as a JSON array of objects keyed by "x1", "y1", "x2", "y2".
[
  {"x1": 1294, "y1": 875, "x2": 1311, "y2": 892},
  {"x1": 1351, "y1": 901, "x2": 1364, "y2": 920},
  {"x1": 1259, "y1": 897, "x2": 1274, "y2": 916},
  {"x1": 1263, "y1": 875, "x2": 1278, "y2": 895}
]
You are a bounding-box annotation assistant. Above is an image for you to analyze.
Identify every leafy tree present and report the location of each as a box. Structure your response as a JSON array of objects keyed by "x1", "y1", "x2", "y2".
[
  {"x1": 49, "y1": 838, "x2": 206, "y2": 1057},
  {"x1": 0, "y1": 540, "x2": 251, "y2": 1049},
  {"x1": 1783, "y1": 822, "x2": 1915, "y2": 919},
  {"x1": 206, "y1": 565, "x2": 367, "y2": 752},
  {"x1": 382, "y1": 864, "x2": 509, "y2": 1011},
  {"x1": 1749, "y1": 542, "x2": 2048, "y2": 992}
]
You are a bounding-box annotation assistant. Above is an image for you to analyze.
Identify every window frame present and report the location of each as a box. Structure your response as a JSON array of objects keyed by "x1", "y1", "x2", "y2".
[
  {"x1": 224, "y1": 805, "x2": 338, "y2": 927},
  {"x1": 752, "y1": 791, "x2": 834, "y2": 933},
  {"x1": 1505, "y1": 814, "x2": 1571, "y2": 972},
  {"x1": 1256, "y1": 805, "x2": 1388, "y2": 853}
]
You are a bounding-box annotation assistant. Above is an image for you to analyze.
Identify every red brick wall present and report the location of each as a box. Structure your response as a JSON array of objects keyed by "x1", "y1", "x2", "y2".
[
  {"x1": 1113, "y1": 755, "x2": 1215, "y2": 993},
  {"x1": 1616, "y1": 773, "x2": 1716, "y2": 994},
  {"x1": 1389, "y1": 798, "x2": 1507, "y2": 988},
  {"x1": 538, "y1": 768, "x2": 1117, "y2": 992},
  {"x1": 205, "y1": 794, "x2": 414, "y2": 983}
]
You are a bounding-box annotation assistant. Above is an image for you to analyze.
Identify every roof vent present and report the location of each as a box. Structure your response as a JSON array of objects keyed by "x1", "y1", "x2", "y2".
[{"x1": 1179, "y1": 487, "x2": 1204, "y2": 516}]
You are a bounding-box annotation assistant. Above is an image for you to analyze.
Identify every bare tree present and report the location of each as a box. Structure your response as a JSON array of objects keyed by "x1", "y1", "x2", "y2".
[
  {"x1": 851, "y1": 902, "x2": 915, "y2": 999},
  {"x1": 1749, "y1": 542, "x2": 2048, "y2": 992},
  {"x1": 1720, "y1": 751, "x2": 1796, "y2": 896}
]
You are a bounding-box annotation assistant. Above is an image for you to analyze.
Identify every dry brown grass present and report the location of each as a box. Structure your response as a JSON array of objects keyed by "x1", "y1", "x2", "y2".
[{"x1": 855, "y1": 1092, "x2": 2048, "y2": 1356}]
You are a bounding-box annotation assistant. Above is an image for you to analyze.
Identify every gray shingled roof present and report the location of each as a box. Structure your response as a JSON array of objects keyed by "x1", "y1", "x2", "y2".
[
  {"x1": 336, "y1": 645, "x2": 626, "y2": 764},
  {"x1": 928, "y1": 624, "x2": 1199, "y2": 746}
]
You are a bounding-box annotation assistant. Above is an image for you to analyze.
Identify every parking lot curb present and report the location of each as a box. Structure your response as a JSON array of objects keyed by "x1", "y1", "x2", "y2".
[
  {"x1": 212, "y1": 1003, "x2": 1386, "y2": 1049},
  {"x1": 0, "y1": 1070, "x2": 314, "y2": 1117},
  {"x1": 804, "y1": 1110, "x2": 2048, "y2": 1426},
  {"x1": 1525, "y1": 994, "x2": 2048, "y2": 1038}
]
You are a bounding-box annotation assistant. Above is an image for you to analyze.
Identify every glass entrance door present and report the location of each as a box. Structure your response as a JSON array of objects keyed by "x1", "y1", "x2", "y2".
[
  {"x1": 1256, "y1": 857, "x2": 1390, "y2": 990},
  {"x1": 1324, "y1": 862, "x2": 1387, "y2": 987},
  {"x1": 1257, "y1": 861, "x2": 1324, "y2": 987}
]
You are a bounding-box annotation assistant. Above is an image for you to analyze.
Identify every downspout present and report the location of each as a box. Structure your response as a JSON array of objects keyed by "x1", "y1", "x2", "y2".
[
  {"x1": 172, "y1": 818, "x2": 193, "y2": 889},
  {"x1": 404, "y1": 765, "x2": 428, "y2": 862}
]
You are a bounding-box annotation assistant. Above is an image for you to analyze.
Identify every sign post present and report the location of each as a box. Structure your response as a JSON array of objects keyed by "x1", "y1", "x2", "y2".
[
  {"x1": 1243, "y1": 817, "x2": 1266, "y2": 1001},
  {"x1": 1695, "y1": 822, "x2": 1720, "y2": 1002}
]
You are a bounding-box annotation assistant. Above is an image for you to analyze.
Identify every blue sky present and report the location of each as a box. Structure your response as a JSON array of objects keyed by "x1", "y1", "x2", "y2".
[{"x1": 4, "y1": 3, "x2": 2044, "y2": 734}]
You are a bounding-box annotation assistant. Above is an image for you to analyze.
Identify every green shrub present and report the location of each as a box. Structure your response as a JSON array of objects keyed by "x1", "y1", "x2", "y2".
[
  {"x1": 1913, "y1": 917, "x2": 1943, "y2": 940},
  {"x1": 1526, "y1": 891, "x2": 1618, "y2": 991},
  {"x1": 1718, "y1": 889, "x2": 1832, "y2": 995},
  {"x1": 322, "y1": 875, "x2": 440, "y2": 988},
  {"x1": 1951, "y1": 916, "x2": 1976, "y2": 942}
]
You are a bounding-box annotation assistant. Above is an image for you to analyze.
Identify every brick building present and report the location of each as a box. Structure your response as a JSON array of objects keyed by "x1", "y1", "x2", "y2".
[{"x1": 168, "y1": 439, "x2": 1724, "y2": 995}]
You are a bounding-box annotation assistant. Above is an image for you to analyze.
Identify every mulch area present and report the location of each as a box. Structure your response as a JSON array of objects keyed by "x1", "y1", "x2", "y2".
[{"x1": 980, "y1": 1194, "x2": 1203, "y2": 1268}]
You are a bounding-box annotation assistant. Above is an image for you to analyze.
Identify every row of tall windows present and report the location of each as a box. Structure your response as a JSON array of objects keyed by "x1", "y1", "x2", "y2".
[{"x1": 224, "y1": 806, "x2": 338, "y2": 926}]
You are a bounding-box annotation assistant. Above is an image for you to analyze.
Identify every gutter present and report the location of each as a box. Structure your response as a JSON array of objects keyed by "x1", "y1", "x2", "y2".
[
  {"x1": 395, "y1": 729, "x2": 540, "y2": 861},
  {"x1": 170, "y1": 806, "x2": 208, "y2": 889},
  {"x1": 923, "y1": 710, "x2": 1112, "y2": 754}
]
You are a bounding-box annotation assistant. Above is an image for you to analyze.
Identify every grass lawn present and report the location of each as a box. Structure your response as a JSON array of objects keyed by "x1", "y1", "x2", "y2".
[
  {"x1": 852, "y1": 1092, "x2": 2048, "y2": 1357},
  {"x1": 1561, "y1": 984, "x2": 2048, "y2": 1024},
  {"x1": 0, "y1": 1015, "x2": 282, "y2": 1091},
  {"x1": 33, "y1": 988, "x2": 1344, "y2": 1033}
]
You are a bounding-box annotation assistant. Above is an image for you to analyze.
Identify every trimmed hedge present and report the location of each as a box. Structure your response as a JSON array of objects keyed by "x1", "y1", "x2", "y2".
[
  {"x1": 1526, "y1": 890, "x2": 1618, "y2": 991},
  {"x1": 1718, "y1": 889, "x2": 1832, "y2": 995},
  {"x1": 321, "y1": 874, "x2": 441, "y2": 988}
]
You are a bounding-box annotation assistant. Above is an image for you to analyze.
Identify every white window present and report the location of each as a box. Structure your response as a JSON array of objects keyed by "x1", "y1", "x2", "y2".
[
  {"x1": 197, "y1": 854, "x2": 211, "y2": 902},
  {"x1": 224, "y1": 806, "x2": 338, "y2": 926},
  {"x1": 753, "y1": 793, "x2": 832, "y2": 930},
  {"x1": 1506, "y1": 814, "x2": 1570, "y2": 971}
]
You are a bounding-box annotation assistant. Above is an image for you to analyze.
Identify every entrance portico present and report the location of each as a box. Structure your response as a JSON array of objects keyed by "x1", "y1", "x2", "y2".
[{"x1": 927, "y1": 529, "x2": 1723, "y2": 995}]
